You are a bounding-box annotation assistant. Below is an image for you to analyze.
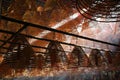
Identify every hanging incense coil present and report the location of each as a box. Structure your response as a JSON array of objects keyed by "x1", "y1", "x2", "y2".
[
  {"x1": 89, "y1": 49, "x2": 104, "y2": 67},
  {"x1": 75, "y1": 0, "x2": 120, "y2": 22},
  {"x1": 3, "y1": 35, "x2": 35, "y2": 70},
  {"x1": 104, "y1": 51, "x2": 112, "y2": 65},
  {"x1": 69, "y1": 46, "x2": 90, "y2": 67},
  {"x1": 45, "y1": 41, "x2": 67, "y2": 68},
  {"x1": 57, "y1": 0, "x2": 120, "y2": 22}
]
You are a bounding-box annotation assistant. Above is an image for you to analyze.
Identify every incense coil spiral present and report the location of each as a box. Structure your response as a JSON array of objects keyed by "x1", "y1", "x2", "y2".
[
  {"x1": 45, "y1": 41, "x2": 68, "y2": 68},
  {"x1": 75, "y1": 0, "x2": 120, "y2": 22},
  {"x1": 89, "y1": 49, "x2": 104, "y2": 67},
  {"x1": 3, "y1": 35, "x2": 35, "y2": 70},
  {"x1": 104, "y1": 51, "x2": 113, "y2": 65},
  {"x1": 69, "y1": 46, "x2": 90, "y2": 67}
]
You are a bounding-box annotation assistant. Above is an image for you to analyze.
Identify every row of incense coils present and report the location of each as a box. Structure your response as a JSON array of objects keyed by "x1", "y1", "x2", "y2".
[
  {"x1": 1, "y1": 35, "x2": 120, "y2": 71},
  {"x1": 2, "y1": 38, "x2": 120, "y2": 69}
]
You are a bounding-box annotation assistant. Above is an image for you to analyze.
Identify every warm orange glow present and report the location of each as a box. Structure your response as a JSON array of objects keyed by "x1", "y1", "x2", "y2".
[{"x1": 0, "y1": 55, "x2": 3, "y2": 63}]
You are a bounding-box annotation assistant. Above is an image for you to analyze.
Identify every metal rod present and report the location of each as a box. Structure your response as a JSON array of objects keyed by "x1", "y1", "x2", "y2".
[
  {"x1": 0, "y1": 39, "x2": 47, "y2": 50},
  {"x1": 0, "y1": 51, "x2": 46, "y2": 54},
  {"x1": 0, "y1": 29, "x2": 118, "y2": 53},
  {"x1": 0, "y1": 24, "x2": 28, "y2": 48},
  {"x1": 0, "y1": 38, "x2": 71, "y2": 54},
  {"x1": 0, "y1": 15, "x2": 119, "y2": 47}
]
